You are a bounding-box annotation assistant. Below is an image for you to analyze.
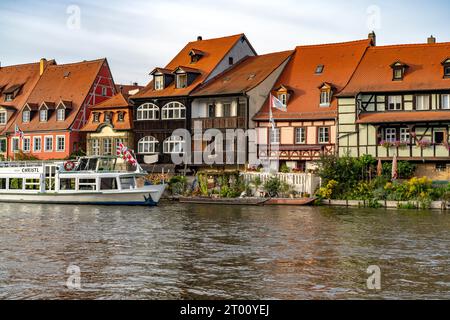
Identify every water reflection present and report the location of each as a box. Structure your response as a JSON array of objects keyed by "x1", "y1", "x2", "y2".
[{"x1": 0, "y1": 202, "x2": 449, "y2": 299}]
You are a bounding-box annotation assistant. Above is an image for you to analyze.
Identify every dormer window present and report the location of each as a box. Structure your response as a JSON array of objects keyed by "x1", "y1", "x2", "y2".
[
  {"x1": 56, "y1": 107, "x2": 65, "y2": 121},
  {"x1": 391, "y1": 61, "x2": 408, "y2": 81},
  {"x1": 5, "y1": 94, "x2": 13, "y2": 102},
  {"x1": 442, "y1": 58, "x2": 450, "y2": 78},
  {"x1": 189, "y1": 49, "x2": 205, "y2": 64},
  {"x1": 22, "y1": 107, "x2": 31, "y2": 123},
  {"x1": 39, "y1": 107, "x2": 48, "y2": 122},
  {"x1": 154, "y1": 75, "x2": 164, "y2": 90},
  {"x1": 3, "y1": 84, "x2": 23, "y2": 102},
  {"x1": 319, "y1": 83, "x2": 334, "y2": 107},
  {"x1": 104, "y1": 112, "x2": 112, "y2": 122},
  {"x1": 93, "y1": 112, "x2": 100, "y2": 123},
  {"x1": 176, "y1": 74, "x2": 188, "y2": 89},
  {"x1": 278, "y1": 93, "x2": 287, "y2": 107},
  {"x1": 118, "y1": 112, "x2": 125, "y2": 122}
]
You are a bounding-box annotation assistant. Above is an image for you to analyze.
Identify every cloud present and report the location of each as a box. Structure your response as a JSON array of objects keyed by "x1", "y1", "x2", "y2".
[{"x1": 0, "y1": 0, "x2": 449, "y2": 84}]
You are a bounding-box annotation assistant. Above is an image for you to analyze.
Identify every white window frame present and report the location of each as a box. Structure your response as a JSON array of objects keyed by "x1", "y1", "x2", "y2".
[
  {"x1": 400, "y1": 128, "x2": 410, "y2": 143},
  {"x1": 39, "y1": 107, "x2": 48, "y2": 122},
  {"x1": 56, "y1": 107, "x2": 65, "y2": 121},
  {"x1": 92, "y1": 139, "x2": 100, "y2": 156},
  {"x1": 415, "y1": 95, "x2": 430, "y2": 111},
  {"x1": 163, "y1": 136, "x2": 185, "y2": 154},
  {"x1": 295, "y1": 127, "x2": 306, "y2": 144},
  {"x1": 270, "y1": 128, "x2": 280, "y2": 145},
  {"x1": 11, "y1": 137, "x2": 20, "y2": 153},
  {"x1": 22, "y1": 108, "x2": 31, "y2": 123},
  {"x1": 278, "y1": 93, "x2": 287, "y2": 107},
  {"x1": 44, "y1": 136, "x2": 53, "y2": 152},
  {"x1": 441, "y1": 94, "x2": 450, "y2": 110},
  {"x1": 385, "y1": 128, "x2": 397, "y2": 143},
  {"x1": 137, "y1": 103, "x2": 159, "y2": 121},
  {"x1": 320, "y1": 90, "x2": 331, "y2": 107},
  {"x1": 388, "y1": 96, "x2": 402, "y2": 111},
  {"x1": 103, "y1": 138, "x2": 113, "y2": 156},
  {"x1": 318, "y1": 127, "x2": 330, "y2": 144},
  {"x1": 22, "y1": 137, "x2": 31, "y2": 153},
  {"x1": 138, "y1": 136, "x2": 158, "y2": 154},
  {"x1": 176, "y1": 73, "x2": 188, "y2": 89},
  {"x1": 0, "y1": 111, "x2": 7, "y2": 125},
  {"x1": 154, "y1": 75, "x2": 164, "y2": 90},
  {"x1": 33, "y1": 137, "x2": 42, "y2": 152},
  {"x1": 56, "y1": 135, "x2": 65, "y2": 152},
  {"x1": 162, "y1": 102, "x2": 186, "y2": 120}
]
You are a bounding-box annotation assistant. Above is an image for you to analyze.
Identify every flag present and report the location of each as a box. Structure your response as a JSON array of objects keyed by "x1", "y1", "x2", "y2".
[
  {"x1": 15, "y1": 124, "x2": 24, "y2": 140},
  {"x1": 116, "y1": 142, "x2": 138, "y2": 167},
  {"x1": 270, "y1": 94, "x2": 287, "y2": 112}
]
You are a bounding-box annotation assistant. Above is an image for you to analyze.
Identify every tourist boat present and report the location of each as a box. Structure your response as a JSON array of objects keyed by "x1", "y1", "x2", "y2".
[{"x1": 0, "y1": 156, "x2": 166, "y2": 206}]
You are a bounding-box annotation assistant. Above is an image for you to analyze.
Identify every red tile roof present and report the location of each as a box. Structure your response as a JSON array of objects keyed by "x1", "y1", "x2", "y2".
[
  {"x1": 0, "y1": 61, "x2": 49, "y2": 133},
  {"x1": 115, "y1": 84, "x2": 144, "y2": 95},
  {"x1": 253, "y1": 39, "x2": 372, "y2": 121},
  {"x1": 7, "y1": 59, "x2": 106, "y2": 133},
  {"x1": 357, "y1": 111, "x2": 450, "y2": 124},
  {"x1": 133, "y1": 34, "x2": 248, "y2": 99},
  {"x1": 340, "y1": 42, "x2": 450, "y2": 96},
  {"x1": 81, "y1": 93, "x2": 132, "y2": 132},
  {"x1": 192, "y1": 50, "x2": 293, "y2": 96}
]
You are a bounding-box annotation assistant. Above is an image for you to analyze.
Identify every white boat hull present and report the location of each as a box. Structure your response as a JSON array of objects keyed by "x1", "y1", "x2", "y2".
[{"x1": 0, "y1": 184, "x2": 166, "y2": 206}]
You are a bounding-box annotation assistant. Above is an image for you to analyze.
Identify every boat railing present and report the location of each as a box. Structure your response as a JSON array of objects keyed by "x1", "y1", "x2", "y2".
[{"x1": 0, "y1": 161, "x2": 60, "y2": 168}]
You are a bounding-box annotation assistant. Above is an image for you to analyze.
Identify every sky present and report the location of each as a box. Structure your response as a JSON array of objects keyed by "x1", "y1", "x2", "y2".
[{"x1": 0, "y1": 0, "x2": 449, "y2": 85}]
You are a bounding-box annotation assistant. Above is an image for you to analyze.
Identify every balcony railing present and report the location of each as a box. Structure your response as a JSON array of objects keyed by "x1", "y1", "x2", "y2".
[{"x1": 192, "y1": 117, "x2": 246, "y2": 129}]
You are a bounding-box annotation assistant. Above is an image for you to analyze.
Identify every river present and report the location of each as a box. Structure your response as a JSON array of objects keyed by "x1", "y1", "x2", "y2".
[{"x1": 0, "y1": 202, "x2": 449, "y2": 300}]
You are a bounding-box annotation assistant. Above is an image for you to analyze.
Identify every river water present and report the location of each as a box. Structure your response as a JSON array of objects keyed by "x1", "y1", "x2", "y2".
[{"x1": 0, "y1": 202, "x2": 449, "y2": 300}]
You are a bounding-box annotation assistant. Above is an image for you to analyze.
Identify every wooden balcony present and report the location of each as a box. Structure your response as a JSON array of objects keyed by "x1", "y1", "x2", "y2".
[{"x1": 192, "y1": 117, "x2": 246, "y2": 130}]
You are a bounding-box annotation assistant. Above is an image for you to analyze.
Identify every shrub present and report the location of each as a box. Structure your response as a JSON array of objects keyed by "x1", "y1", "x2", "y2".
[
  {"x1": 264, "y1": 177, "x2": 282, "y2": 197},
  {"x1": 280, "y1": 164, "x2": 291, "y2": 173},
  {"x1": 316, "y1": 180, "x2": 338, "y2": 200},
  {"x1": 169, "y1": 176, "x2": 187, "y2": 196}
]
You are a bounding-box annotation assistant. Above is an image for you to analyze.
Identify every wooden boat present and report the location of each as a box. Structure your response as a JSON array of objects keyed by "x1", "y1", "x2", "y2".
[
  {"x1": 264, "y1": 198, "x2": 316, "y2": 206},
  {"x1": 0, "y1": 156, "x2": 166, "y2": 206}
]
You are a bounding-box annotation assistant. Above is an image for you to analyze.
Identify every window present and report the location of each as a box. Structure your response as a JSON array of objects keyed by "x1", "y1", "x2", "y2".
[
  {"x1": 40, "y1": 108, "x2": 48, "y2": 122},
  {"x1": 176, "y1": 74, "x2": 188, "y2": 89},
  {"x1": 443, "y1": 59, "x2": 450, "y2": 78},
  {"x1": 223, "y1": 103, "x2": 232, "y2": 117},
  {"x1": 391, "y1": 62, "x2": 408, "y2": 81},
  {"x1": 270, "y1": 128, "x2": 280, "y2": 144},
  {"x1": 114, "y1": 139, "x2": 124, "y2": 154},
  {"x1": 11, "y1": 138, "x2": 19, "y2": 153},
  {"x1": 22, "y1": 137, "x2": 30, "y2": 153},
  {"x1": 416, "y1": 95, "x2": 430, "y2": 110},
  {"x1": 5, "y1": 94, "x2": 13, "y2": 102},
  {"x1": 33, "y1": 137, "x2": 42, "y2": 152},
  {"x1": 385, "y1": 128, "x2": 397, "y2": 143},
  {"x1": 154, "y1": 75, "x2": 164, "y2": 90},
  {"x1": 208, "y1": 105, "x2": 215, "y2": 118},
  {"x1": 93, "y1": 112, "x2": 100, "y2": 123},
  {"x1": 104, "y1": 112, "x2": 112, "y2": 122},
  {"x1": 44, "y1": 136, "x2": 53, "y2": 152},
  {"x1": 60, "y1": 178, "x2": 76, "y2": 191},
  {"x1": 0, "y1": 139, "x2": 6, "y2": 153},
  {"x1": 320, "y1": 90, "x2": 331, "y2": 106},
  {"x1": 436, "y1": 163, "x2": 447, "y2": 172},
  {"x1": 100, "y1": 178, "x2": 118, "y2": 190},
  {"x1": 79, "y1": 179, "x2": 97, "y2": 191},
  {"x1": 0, "y1": 111, "x2": 6, "y2": 125},
  {"x1": 278, "y1": 94, "x2": 287, "y2": 107},
  {"x1": 92, "y1": 139, "x2": 100, "y2": 156},
  {"x1": 22, "y1": 109, "x2": 30, "y2": 123},
  {"x1": 441, "y1": 94, "x2": 450, "y2": 109},
  {"x1": 102, "y1": 87, "x2": 108, "y2": 96},
  {"x1": 318, "y1": 127, "x2": 330, "y2": 144},
  {"x1": 0, "y1": 178, "x2": 6, "y2": 190},
  {"x1": 56, "y1": 108, "x2": 65, "y2": 121},
  {"x1": 25, "y1": 179, "x2": 40, "y2": 191},
  {"x1": 138, "y1": 136, "x2": 158, "y2": 154},
  {"x1": 56, "y1": 136, "x2": 65, "y2": 152},
  {"x1": 393, "y1": 68, "x2": 403, "y2": 80},
  {"x1": 163, "y1": 136, "x2": 185, "y2": 154},
  {"x1": 400, "y1": 128, "x2": 410, "y2": 143},
  {"x1": 120, "y1": 177, "x2": 136, "y2": 189},
  {"x1": 434, "y1": 130, "x2": 445, "y2": 144},
  {"x1": 387, "y1": 96, "x2": 402, "y2": 110},
  {"x1": 295, "y1": 128, "x2": 306, "y2": 144},
  {"x1": 118, "y1": 112, "x2": 125, "y2": 122},
  {"x1": 103, "y1": 138, "x2": 112, "y2": 156},
  {"x1": 315, "y1": 65, "x2": 324, "y2": 74},
  {"x1": 229, "y1": 57, "x2": 234, "y2": 65},
  {"x1": 137, "y1": 103, "x2": 159, "y2": 120},
  {"x1": 162, "y1": 102, "x2": 186, "y2": 120},
  {"x1": 9, "y1": 178, "x2": 23, "y2": 190}
]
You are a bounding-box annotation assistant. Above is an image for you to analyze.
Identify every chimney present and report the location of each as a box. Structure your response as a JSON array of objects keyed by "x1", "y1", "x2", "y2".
[
  {"x1": 39, "y1": 58, "x2": 47, "y2": 76},
  {"x1": 368, "y1": 31, "x2": 376, "y2": 46},
  {"x1": 197, "y1": 36, "x2": 203, "y2": 41},
  {"x1": 133, "y1": 82, "x2": 138, "y2": 86},
  {"x1": 428, "y1": 35, "x2": 436, "y2": 44}
]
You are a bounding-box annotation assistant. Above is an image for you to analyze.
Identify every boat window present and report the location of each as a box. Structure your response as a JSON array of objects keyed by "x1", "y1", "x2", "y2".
[
  {"x1": 79, "y1": 179, "x2": 97, "y2": 191},
  {"x1": 120, "y1": 177, "x2": 135, "y2": 189},
  {"x1": 76, "y1": 158, "x2": 89, "y2": 171},
  {"x1": 100, "y1": 178, "x2": 118, "y2": 190},
  {"x1": 87, "y1": 159, "x2": 98, "y2": 171},
  {"x1": 0, "y1": 178, "x2": 7, "y2": 190},
  {"x1": 9, "y1": 178, "x2": 23, "y2": 190},
  {"x1": 98, "y1": 158, "x2": 115, "y2": 172},
  {"x1": 25, "y1": 179, "x2": 40, "y2": 191},
  {"x1": 60, "y1": 178, "x2": 76, "y2": 190}
]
